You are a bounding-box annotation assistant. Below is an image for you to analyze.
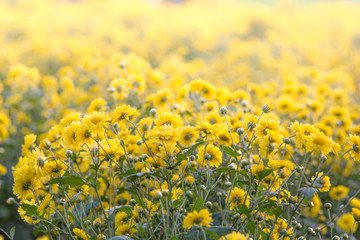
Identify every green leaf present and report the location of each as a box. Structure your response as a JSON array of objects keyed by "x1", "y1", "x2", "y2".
[
  {"x1": 124, "y1": 171, "x2": 159, "y2": 181},
  {"x1": 118, "y1": 206, "x2": 133, "y2": 217},
  {"x1": 299, "y1": 187, "x2": 317, "y2": 201},
  {"x1": 119, "y1": 169, "x2": 137, "y2": 177},
  {"x1": 248, "y1": 220, "x2": 256, "y2": 234},
  {"x1": 173, "y1": 199, "x2": 183, "y2": 209},
  {"x1": 236, "y1": 204, "x2": 251, "y2": 216},
  {"x1": 170, "y1": 236, "x2": 179, "y2": 240},
  {"x1": 220, "y1": 145, "x2": 238, "y2": 158},
  {"x1": 20, "y1": 204, "x2": 39, "y2": 217},
  {"x1": 48, "y1": 176, "x2": 87, "y2": 187},
  {"x1": 215, "y1": 167, "x2": 236, "y2": 174},
  {"x1": 205, "y1": 229, "x2": 219, "y2": 240},
  {"x1": 258, "y1": 168, "x2": 273, "y2": 180},
  {"x1": 10, "y1": 227, "x2": 15, "y2": 239},
  {"x1": 193, "y1": 197, "x2": 205, "y2": 211},
  {"x1": 238, "y1": 170, "x2": 249, "y2": 178}
]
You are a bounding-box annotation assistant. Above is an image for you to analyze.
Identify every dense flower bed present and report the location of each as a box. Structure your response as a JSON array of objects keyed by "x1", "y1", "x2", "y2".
[{"x1": 1, "y1": 0, "x2": 360, "y2": 240}]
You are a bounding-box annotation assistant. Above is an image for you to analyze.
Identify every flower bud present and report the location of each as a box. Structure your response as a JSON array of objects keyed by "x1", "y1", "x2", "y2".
[
  {"x1": 65, "y1": 150, "x2": 73, "y2": 158},
  {"x1": 150, "y1": 108, "x2": 157, "y2": 117},
  {"x1": 161, "y1": 189, "x2": 170, "y2": 196},
  {"x1": 130, "y1": 199, "x2": 137, "y2": 206},
  {"x1": 320, "y1": 154, "x2": 327, "y2": 163},
  {"x1": 283, "y1": 138, "x2": 291, "y2": 144},
  {"x1": 220, "y1": 106, "x2": 228, "y2": 115},
  {"x1": 204, "y1": 153, "x2": 211, "y2": 161},
  {"x1": 236, "y1": 128, "x2": 244, "y2": 135},
  {"x1": 262, "y1": 103, "x2": 273, "y2": 113},
  {"x1": 205, "y1": 201, "x2": 213, "y2": 209},
  {"x1": 108, "y1": 87, "x2": 115, "y2": 93},
  {"x1": 6, "y1": 197, "x2": 16, "y2": 205},
  {"x1": 225, "y1": 181, "x2": 232, "y2": 187},
  {"x1": 118, "y1": 60, "x2": 126, "y2": 69},
  {"x1": 342, "y1": 234, "x2": 349, "y2": 240},
  {"x1": 324, "y1": 202, "x2": 332, "y2": 209},
  {"x1": 186, "y1": 191, "x2": 193, "y2": 198}
]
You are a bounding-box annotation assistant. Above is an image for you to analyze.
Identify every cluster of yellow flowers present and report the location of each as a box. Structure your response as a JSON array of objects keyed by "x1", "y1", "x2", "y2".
[{"x1": 1, "y1": 0, "x2": 360, "y2": 240}]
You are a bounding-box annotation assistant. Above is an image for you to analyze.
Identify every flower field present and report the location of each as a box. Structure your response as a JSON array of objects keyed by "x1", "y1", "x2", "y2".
[{"x1": 1, "y1": 0, "x2": 360, "y2": 239}]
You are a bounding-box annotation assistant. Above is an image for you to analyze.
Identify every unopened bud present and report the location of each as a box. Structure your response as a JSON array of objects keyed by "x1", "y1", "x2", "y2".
[{"x1": 220, "y1": 106, "x2": 228, "y2": 115}]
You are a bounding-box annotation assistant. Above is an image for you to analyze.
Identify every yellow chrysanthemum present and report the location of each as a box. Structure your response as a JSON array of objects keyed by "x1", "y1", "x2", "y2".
[
  {"x1": 347, "y1": 134, "x2": 360, "y2": 161},
  {"x1": 311, "y1": 172, "x2": 331, "y2": 192},
  {"x1": 197, "y1": 144, "x2": 222, "y2": 168},
  {"x1": 155, "y1": 112, "x2": 183, "y2": 128},
  {"x1": 337, "y1": 213, "x2": 358, "y2": 233},
  {"x1": 222, "y1": 231, "x2": 249, "y2": 240},
  {"x1": 183, "y1": 209, "x2": 213, "y2": 229},
  {"x1": 329, "y1": 185, "x2": 349, "y2": 200},
  {"x1": 229, "y1": 187, "x2": 250, "y2": 210},
  {"x1": 73, "y1": 228, "x2": 88, "y2": 240},
  {"x1": 110, "y1": 104, "x2": 137, "y2": 124}
]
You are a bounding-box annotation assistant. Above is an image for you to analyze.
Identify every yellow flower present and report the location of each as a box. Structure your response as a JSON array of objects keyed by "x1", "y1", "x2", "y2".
[
  {"x1": 305, "y1": 132, "x2": 336, "y2": 155},
  {"x1": 205, "y1": 111, "x2": 222, "y2": 125},
  {"x1": 28, "y1": 148, "x2": 48, "y2": 177},
  {"x1": 0, "y1": 163, "x2": 7, "y2": 175},
  {"x1": 329, "y1": 185, "x2": 349, "y2": 200},
  {"x1": 150, "y1": 125, "x2": 179, "y2": 142},
  {"x1": 268, "y1": 160, "x2": 295, "y2": 177},
  {"x1": 197, "y1": 144, "x2": 222, "y2": 168},
  {"x1": 36, "y1": 235, "x2": 50, "y2": 240},
  {"x1": 38, "y1": 194, "x2": 53, "y2": 216},
  {"x1": 189, "y1": 79, "x2": 215, "y2": 99},
  {"x1": 229, "y1": 187, "x2": 250, "y2": 210},
  {"x1": 272, "y1": 219, "x2": 292, "y2": 240},
  {"x1": 250, "y1": 163, "x2": 265, "y2": 176},
  {"x1": 347, "y1": 134, "x2": 360, "y2": 161},
  {"x1": 183, "y1": 209, "x2": 213, "y2": 229},
  {"x1": 290, "y1": 121, "x2": 319, "y2": 148},
  {"x1": 22, "y1": 134, "x2": 37, "y2": 157},
  {"x1": 305, "y1": 194, "x2": 322, "y2": 217},
  {"x1": 352, "y1": 208, "x2": 360, "y2": 221},
  {"x1": 99, "y1": 139, "x2": 124, "y2": 159},
  {"x1": 129, "y1": 73, "x2": 146, "y2": 94},
  {"x1": 115, "y1": 221, "x2": 137, "y2": 236},
  {"x1": 115, "y1": 212, "x2": 128, "y2": 226},
  {"x1": 196, "y1": 121, "x2": 216, "y2": 137},
  {"x1": 337, "y1": 213, "x2": 358, "y2": 233},
  {"x1": 222, "y1": 231, "x2": 249, "y2": 240},
  {"x1": 255, "y1": 118, "x2": 280, "y2": 138},
  {"x1": 73, "y1": 228, "x2": 88, "y2": 240},
  {"x1": 44, "y1": 160, "x2": 67, "y2": 178},
  {"x1": 82, "y1": 111, "x2": 110, "y2": 136},
  {"x1": 311, "y1": 172, "x2": 331, "y2": 192},
  {"x1": 63, "y1": 121, "x2": 82, "y2": 149},
  {"x1": 155, "y1": 112, "x2": 183, "y2": 128},
  {"x1": 110, "y1": 104, "x2": 137, "y2": 124},
  {"x1": 13, "y1": 165, "x2": 40, "y2": 200},
  {"x1": 351, "y1": 198, "x2": 360, "y2": 208},
  {"x1": 60, "y1": 112, "x2": 82, "y2": 127},
  {"x1": 87, "y1": 98, "x2": 107, "y2": 112},
  {"x1": 179, "y1": 126, "x2": 197, "y2": 147}
]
